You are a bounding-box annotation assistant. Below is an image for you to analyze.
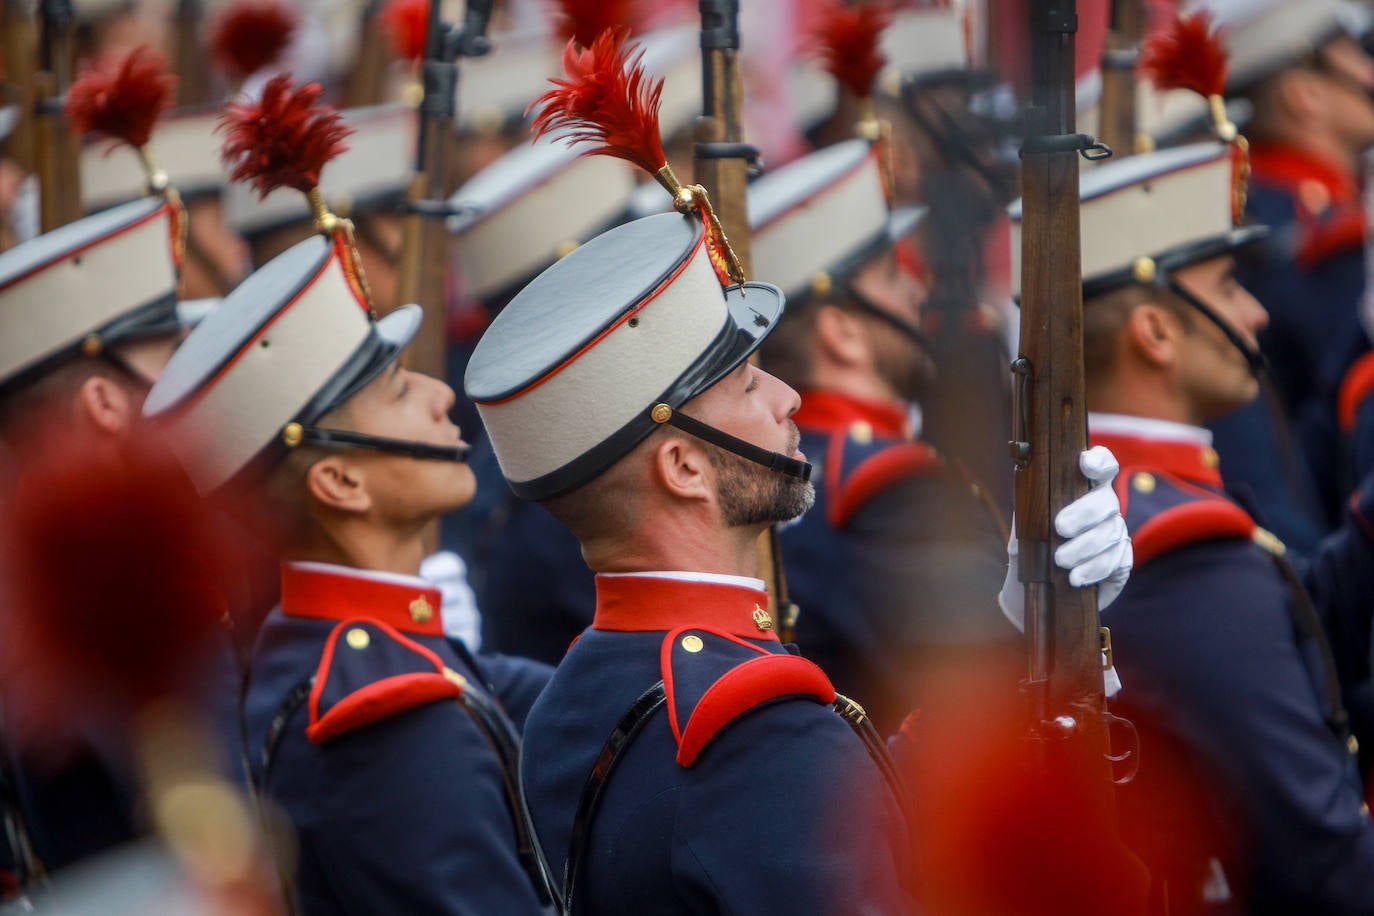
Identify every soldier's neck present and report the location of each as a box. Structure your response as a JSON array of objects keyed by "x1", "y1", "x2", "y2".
[
  {"x1": 287, "y1": 517, "x2": 429, "y2": 578},
  {"x1": 584, "y1": 519, "x2": 761, "y2": 580}
]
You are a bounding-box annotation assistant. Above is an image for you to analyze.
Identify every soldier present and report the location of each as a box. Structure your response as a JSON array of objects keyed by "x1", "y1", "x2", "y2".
[
  {"x1": 746, "y1": 136, "x2": 1017, "y2": 733},
  {"x1": 142, "y1": 76, "x2": 554, "y2": 913},
  {"x1": 466, "y1": 184, "x2": 1133, "y2": 916},
  {"x1": 1013, "y1": 138, "x2": 1374, "y2": 912},
  {"x1": 1198, "y1": 0, "x2": 1374, "y2": 550}
]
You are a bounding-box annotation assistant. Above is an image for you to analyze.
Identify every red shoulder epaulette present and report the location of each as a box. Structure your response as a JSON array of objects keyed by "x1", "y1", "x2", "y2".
[
  {"x1": 829, "y1": 440, "x2": 941, "y2": 528},
  {"x1": 1339, "y1": 351, "x2": 1374, "y2": 435},
  {"x1": 659, "y1": 627, "x2": 835, "y2": 767},
  {"x1": 305, "y1": 618, "x2": 463, "y2": 744}
]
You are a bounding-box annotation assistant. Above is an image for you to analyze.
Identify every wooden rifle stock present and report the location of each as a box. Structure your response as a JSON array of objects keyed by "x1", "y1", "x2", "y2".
[
  {"x1": 1098, "y1": 0, "x2": 1144, "y2": 159},
  {"x1": 2, "y1": 0, "x2": 38, "y2": 177},
  {"x1": 1013, "y1": 0, "x2": 1116, "y2": 836},
  {"x1": 396, "y1": 0, "x2": 491, "y2": 381},
  {"x1": 349, "y1": 0, "x2": 391, "y2": 108},
  {"x1": 694, "y1": 0, "x2": 798, "y2": 640},
  {"x1": 33, "y1": 0, "x2": 78, "y2": 230},
  {"x1": 172, "y1": 0, "x2": 209, "y2": 106}
]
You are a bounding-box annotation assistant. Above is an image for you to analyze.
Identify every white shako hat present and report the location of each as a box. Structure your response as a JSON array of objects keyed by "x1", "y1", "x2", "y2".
[
  {"x1": 1008, "y1": 143, "x2": 1265, "y2": 297},
  {"x1": 144, "y1": 75, "x2": 466, "y2": 496},
  {"x1": 749, "y1": 138, "x2": 923, "y2": 305},
  {"x1": 447, "y1": 136, "x2": 638, "y2": 303},
  {"x1": 222, "y1": 104, "x2": 416, "y2": 237},
  {"x1": 0, "y1": 195, "x2": 183, "y2": 394},
  {"x1": 465, "y1": 212, "x2": 802, "y2": 501},
  {"x1": 1008, "y1": 141, "x2": 1269, "y2": 371},
  {"x1": 82, "y1": 110, "x2": 228, "y2": 212},
  {"x1": 1188, "y1": 0, "x2": 1372, "y2": 93},
  {"x1": 456, "y1": 30, "x2": 562, "y2": 135},
  {"x1": 875, "y1": 5, "x2": 971, "y2": 96}
]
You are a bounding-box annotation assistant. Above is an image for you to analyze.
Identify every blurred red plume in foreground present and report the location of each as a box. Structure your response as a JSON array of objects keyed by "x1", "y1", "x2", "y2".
[{"x1": 1, "y1": 440, "x2": 236, "y2": 748}]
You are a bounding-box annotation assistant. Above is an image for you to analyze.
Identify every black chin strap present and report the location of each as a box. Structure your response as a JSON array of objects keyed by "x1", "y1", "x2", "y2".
[
  {"x1": 846, "y1": 286, "x2": 933, "y2": 353},
  {"x1": 649, "y1": 403, "x2": 812, "y2": 481},
  {"x1": 1162, "y1": 278, "x2": 1269, "y2": 376},
  {"x1": 282, "y1": 423, "x2": 471, "y2": 463}
]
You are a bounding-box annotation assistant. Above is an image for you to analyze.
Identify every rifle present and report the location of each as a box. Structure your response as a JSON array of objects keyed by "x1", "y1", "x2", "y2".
[
  {"x1": 172, "y1": 0, "x2": 209, "y2": 106},
  {"x1": 2, "y1": 0, "x2": 37, "y2": 178},
  {"x1": 1097, "y1": 0, "x2": 1145, "y2": 159},
  {"x1": 693, "y1": 0, "x2": 797, "y2": 640},
  {"x1": 395, "y1": 0, "x2": 492, "y2": 381},
  {"x1": 32, "y1": 0, "x2": 78, "y2": 230},
  {"x1": 1012, "y1": 1, "x2": 1147, "y2": 908},
  {"x1": 348, "y1": 0, "x2": 392, "y2": 107}
]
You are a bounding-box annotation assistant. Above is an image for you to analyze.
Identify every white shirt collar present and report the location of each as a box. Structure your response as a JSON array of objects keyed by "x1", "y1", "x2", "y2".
[
  {"x1": 284, "y1": 560, "x2": 435, "y2": 591},
  {"x1": 1089, "y1": 412, "x2": 1213, "y2": 446},
  {"x1": 600, "y1": 570, "x2": 768, "y2": 591}
]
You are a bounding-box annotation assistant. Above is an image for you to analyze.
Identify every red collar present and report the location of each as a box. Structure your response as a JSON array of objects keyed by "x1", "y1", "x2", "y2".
[
  {"x1": 1248, "y1": 143, "x2": 1362, "y2": 208},
  {"x1": 794, "y1": 389, "x2": 911, "y2": 440},
  {"x1": 280, "y1": 562, "x2": 444, "y2": 637},
  {"x1": 592, "y1": 575, "x2": 779, "y2": 641},
  {"x1": 1089, "y1": 430, "x2": 1223, "y2": 489}
]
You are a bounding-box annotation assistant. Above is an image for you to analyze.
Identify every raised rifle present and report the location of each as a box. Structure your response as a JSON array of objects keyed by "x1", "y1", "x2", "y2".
[
  {"x1": 694, "y1": 0, "x2": 798, "y2": 640},
  {"x1": 1098, "y1": 0, "x2": 1145, "y2": 159},
  {"x1": 32, "y1": 0, "x2": 78, "y2": 230},
  {"x1": 395, "y1": 0, "x2": 492, "y2": 380},
  {"x1": 2, "y1": 0, "x2": 38, "y2": 178},
  {"x1": 1011, "y1": 0, "x2": 1147, "y2": 908}
]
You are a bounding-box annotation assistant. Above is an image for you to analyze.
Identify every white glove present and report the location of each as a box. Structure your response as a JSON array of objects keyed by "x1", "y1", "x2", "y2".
[
  {"x1": 997, "y1": 446, "x2": 1133, "y2": 696},
  {"x1": 420, "y1": 550, "x2": 483, "y2": 651}
]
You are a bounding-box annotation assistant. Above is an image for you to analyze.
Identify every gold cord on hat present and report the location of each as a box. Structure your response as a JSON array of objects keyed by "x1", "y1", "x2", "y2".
[
  {"x1": 307, "y1": 187, "x2": 376, "y2": 315},
  {"x1": 653, "y1": 164, "x2": 747, "y2": 286}
]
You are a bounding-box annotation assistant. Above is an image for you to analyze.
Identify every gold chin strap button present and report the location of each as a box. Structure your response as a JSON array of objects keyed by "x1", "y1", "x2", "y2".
[
  {"x1": 1132, "y1": 257, "x2": 1157, "y2": 285},
  {"x1": 651, "y1": 404, "x2": 673, "y2": 424},
  {"x1": 810, "y1": 271, "x2": 832, "y2": 298},
  {"x1": 282, "y1": 422, "x2": 304, "y2": 448},
  {"x1": 81, "y1": 334, "x2": 102, "y2": 357}
]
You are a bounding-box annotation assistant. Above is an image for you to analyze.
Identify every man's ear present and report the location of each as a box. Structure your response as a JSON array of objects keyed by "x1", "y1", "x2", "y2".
[
  {"x1": 304, "y1": 455, "x2": 372, "y2": 515},
  {"x1": 650, "y1": 432, "x2": 712, "y2": 504},
  {"x1": 75, "y1": 375, "x2": 135, "y2": 437},
  {"x1": 1123, "y1": 303, "x2": 1182, "y2": 369},
  {"x1": 813, "y1": 303, "x2": 870, "y2": 368}
]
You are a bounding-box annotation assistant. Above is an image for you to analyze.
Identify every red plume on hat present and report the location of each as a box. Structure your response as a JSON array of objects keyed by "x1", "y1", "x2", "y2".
[
  {"x1": 219, "y1": 74, "x2": 353, "y2": 201},
  {"x1": 553, "y1": 0, "x2": 639, "y2": 49},
  {"x1": 66, "y1": 46, "x2": 176, "y2": 153},
  {"x1": 529, "y1": 27, "x2": 744, "y2": 286},
  {"x1": 208, "y1": 0, "x2": 298, "y2": 82},
  {"x1": 1139, "y1": 10, "x2": 1247, "y2": 220},
  {"x1": 812, "y1": 0, "x2": 893, "y2": 106},
  {"x1": 381, "y1": 0, "x2": 429, "y2": 63},
  {"x1": 1139, "y1": 11, "x2": 1236, "y2": 141},
  {"x1": 219, "y1": 74, "x2": 372, "y2": 304}
]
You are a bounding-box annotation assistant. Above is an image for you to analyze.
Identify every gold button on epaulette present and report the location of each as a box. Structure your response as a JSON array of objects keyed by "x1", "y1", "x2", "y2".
[
  {"x1": 1252, "y1": 527, "x2": 1287, "y2": 557},
  {"x1": 1348, "y1": 734, "x2": 1360, "y2": 755},
  {"x1": 849, "y1": 421, "x2": 873, "y2": 445},
  {"x1": 409, "y1": 597, "x2": 435, "y2": 624},
  {"x1": 752, "y1": 605, "x2": 774, "y2": 632},
  {"x1": 1202, "y1": 447, "x2": 1220, "y2": 469},
  {"x1": 346, "y1": 628, "x2": 370, "y2": 650},
  {"x1": 1131, "y1": 472, "x2": 1156, "y2": 494},
  {"x1": 681, "y1": 634, "x2": 704, "y2": 653}
]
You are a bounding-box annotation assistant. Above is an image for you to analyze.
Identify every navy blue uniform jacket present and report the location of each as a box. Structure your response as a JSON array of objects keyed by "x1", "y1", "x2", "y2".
[
  {"x1": 521, "y1": 573, "x2": 916, "y2": 915},
  {"x1": 1092, "y1": 425, "x2": 1374, "y2": 914},
  {"x1": 781, "y1": 390, "x2": 1015, "y2": 734},
  {"x1": 243, "y1": 562, "x2": 553, "y2": 915},
  {"x1": 1212, "y1": 142, "x2": 1369, "y2": 550}
]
